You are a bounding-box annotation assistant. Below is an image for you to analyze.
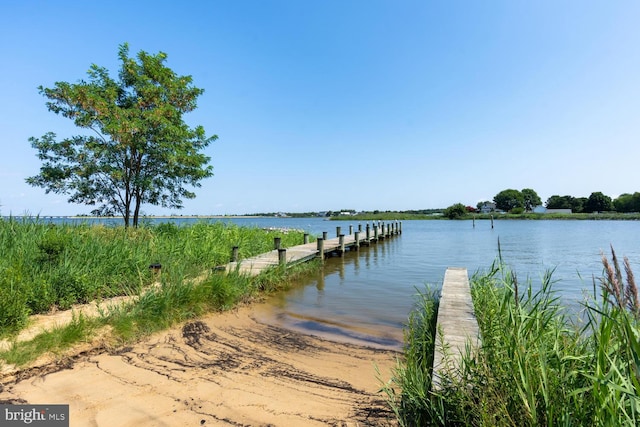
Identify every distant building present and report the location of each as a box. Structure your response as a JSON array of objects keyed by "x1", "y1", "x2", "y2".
[
  {"x1": 479, "y1": 202, "x2": 496, "y2": 213},
  {"x1": 533, "y1": 206, "x2": 572, "y2": 214}
]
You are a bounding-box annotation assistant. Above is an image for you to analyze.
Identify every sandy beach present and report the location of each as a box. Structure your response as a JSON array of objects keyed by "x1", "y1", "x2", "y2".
[{"x1": 0, "y1": 304, "x2": 400, "y2": 426}]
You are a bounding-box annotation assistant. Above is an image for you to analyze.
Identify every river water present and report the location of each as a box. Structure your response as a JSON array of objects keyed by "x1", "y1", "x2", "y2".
[
  {"x1": 34, "y1": 216, "x2": 640, "y2": 349},
  {"x1": 217, "y1": 217, "x2": 640, "y2": 349}
]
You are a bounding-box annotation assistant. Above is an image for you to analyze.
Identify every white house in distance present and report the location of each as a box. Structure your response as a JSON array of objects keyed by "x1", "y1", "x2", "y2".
[
  {"x1": 478, "y1": 202, "x2": 496, "y2": 213},
  {"x1": 532, "y1": 206, "x2": 572, "y2": 214}
]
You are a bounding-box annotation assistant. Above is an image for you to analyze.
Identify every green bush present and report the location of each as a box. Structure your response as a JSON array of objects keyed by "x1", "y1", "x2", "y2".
[{"x1": 444, "y1": 203, "x2": 467, "y2": 219}]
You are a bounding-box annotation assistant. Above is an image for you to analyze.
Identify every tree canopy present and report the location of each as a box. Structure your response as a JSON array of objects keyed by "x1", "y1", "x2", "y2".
[
  {"x1": 585, "y1": 192, "x2": 613, "y2": 213},
  {"x1": 26, "y1": 43, "x2": 216, "y2": 227},
  {"x1": 521, "y1": 188, "x2": 542, "y2": 211},
  {"x1": 613, "y1": 193, "x2": 640, "y2": 213},
  {"x1": 493, "y1": 189, "x2": 525, "y2": 212}
]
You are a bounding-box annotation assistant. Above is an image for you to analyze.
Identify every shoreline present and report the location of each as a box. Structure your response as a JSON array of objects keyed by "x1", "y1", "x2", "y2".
[{"x1": 0, "y1": 303, "x2": 400, "y2": 426}]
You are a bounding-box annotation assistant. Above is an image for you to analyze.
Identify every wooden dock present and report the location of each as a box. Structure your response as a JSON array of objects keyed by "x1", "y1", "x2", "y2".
[
  {"x1": 432, "y1": 267, "x2": 480, "y2": 389},
  {"x1": 226, "y1": 221, "x2": 402, "y2": 276}
]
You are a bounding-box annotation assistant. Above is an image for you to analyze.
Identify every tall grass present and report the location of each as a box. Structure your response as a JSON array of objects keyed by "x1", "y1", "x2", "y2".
[
  {"x1": 0, "y1": 217, "x2": 310, "y2": 336},
  {"x1": 385, "y1": 250, "x2": 640, "y2": 426},
  {"x1": 381, "y1": 286, "x2": 440, "y2": 426}
]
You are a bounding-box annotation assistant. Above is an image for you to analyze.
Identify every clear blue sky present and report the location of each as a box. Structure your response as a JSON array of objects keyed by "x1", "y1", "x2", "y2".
[{"x1": 1, "y1": 1, "x2": 639, "y2": 216}]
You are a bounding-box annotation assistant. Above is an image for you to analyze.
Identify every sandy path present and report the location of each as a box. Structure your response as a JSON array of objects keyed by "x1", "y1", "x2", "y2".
[{"x1": 0, "y1": 305, "x2": 400, "y2": 426}]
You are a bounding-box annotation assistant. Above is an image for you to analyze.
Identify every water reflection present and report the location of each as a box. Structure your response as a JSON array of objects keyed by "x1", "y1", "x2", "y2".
[{"x1": 261, "y1": 236, "x2": 407, "y2": 350}]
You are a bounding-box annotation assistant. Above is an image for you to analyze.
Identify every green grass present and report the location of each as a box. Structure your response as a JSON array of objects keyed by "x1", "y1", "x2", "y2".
[
  {"x1": 385, "y1": 251, "x2": 640, "y2": 426},
  {"x1": 0, "y1": 217, "x2": 319, "y2": 366},
  {"x1": 0, "y1": 217, "x2": 311, "y2": 336},
  {"x1": 380, "y1": 286, "x2": 440, "y2": 426}
]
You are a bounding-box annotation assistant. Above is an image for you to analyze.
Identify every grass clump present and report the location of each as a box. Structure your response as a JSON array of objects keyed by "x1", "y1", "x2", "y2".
[{"x1": 385, "y1": 250, "x2": 640, "y2": 426}]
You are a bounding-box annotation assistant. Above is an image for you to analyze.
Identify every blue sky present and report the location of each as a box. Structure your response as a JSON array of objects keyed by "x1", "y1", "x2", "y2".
[{"x1": 1, "y1": 1, "x2": 639, "y2": 216}]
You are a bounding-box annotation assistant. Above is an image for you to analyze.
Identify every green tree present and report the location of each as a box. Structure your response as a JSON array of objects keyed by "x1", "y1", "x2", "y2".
[
  {"x1": 613, "y1": 192, "x2": 640, "y2": 213},
  {"x1": 571, "y1": 197, "x2": 587, "y2": 213},
  {"x1": 444, "y1": 203, "x2": 467, "y2": 219},
  {"x1": 26, "y1": 43, "x2": 216, "y2": 227},
  {"x1": 585, "y1": 192, "x2": 613, "y2": 213},
  {"x1": 493, "y1": 189, "x2": 524, "y2": 212},
  {"x1": 546, "y1": 195, "x2": 572, "y2": 209},
  {"x1": 521, "y1": 188, "x2": 542, "y2": 211}
]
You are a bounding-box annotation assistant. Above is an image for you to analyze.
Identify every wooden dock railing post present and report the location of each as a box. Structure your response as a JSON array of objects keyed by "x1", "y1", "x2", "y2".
[
  {"x1": 349, "y1": 225, "x2": 353, "y2": 235},
  {"x1": 278, "y1": 248, "x2": 287, "y2": 265},
  {"x1": 339, "y1": 234, "x2": 345, "y2": 256},
  {"x1": 323, "y1": 231, "x2": 328, "y2": 241},
  {"x1": 316, "y1": 238, "x2": 324, "y2": 262},
  {"x1": 304, "y1": 233, "x2": 309, "y2": 244},
  {"x1": 354, "y1": 231, "x2": 360, "y2": 250},
  {"x1": 231, "y1": 246, "x2": 239, "y2": 262},
  {"x1": 336, "y1": 226, "x2": 341, "y2": 238},
  {"x1": 274, "y1": 237, "x2": 281, "y2": 250}
]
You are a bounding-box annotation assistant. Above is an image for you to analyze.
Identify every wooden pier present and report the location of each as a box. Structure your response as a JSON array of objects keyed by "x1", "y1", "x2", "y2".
[
  {"x1": 432, "y1": 267, "x2": 480, "y2": 389},
  {"x1": 226, "y1": 221, "x2": 402, "y2": 276}
]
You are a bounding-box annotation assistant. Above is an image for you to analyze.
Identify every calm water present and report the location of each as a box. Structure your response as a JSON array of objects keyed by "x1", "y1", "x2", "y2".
[
  {"x1": 243, "y1": 218, "x2": 640, "y2": 349},
  {"x1": 29, "y1": 216, "x2": 640, "y2": 349}
]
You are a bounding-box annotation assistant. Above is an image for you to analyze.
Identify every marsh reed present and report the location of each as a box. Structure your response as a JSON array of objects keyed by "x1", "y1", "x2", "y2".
[{"x1": 384, "y1": 249, "x2": 640, "y2": 426}]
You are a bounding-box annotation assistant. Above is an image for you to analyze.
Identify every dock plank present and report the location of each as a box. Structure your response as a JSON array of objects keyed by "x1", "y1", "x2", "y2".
[{"x1": 432, "y1": 267, "x2": 480, "y2": 389}]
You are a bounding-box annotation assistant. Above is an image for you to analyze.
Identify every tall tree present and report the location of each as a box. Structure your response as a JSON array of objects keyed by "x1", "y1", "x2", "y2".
[
  {"x1": 27, "y1": 43, "x2": 216, "y2": 227},
  {"x1": 493, "y1": 189, "x2": 524, "y2": 212},
  {"x1": 585, "y1": 192, "x2": 613, "y2": 213},
  {"x1": 521, "y1": 188, "x2": 542, "y2": 211}
]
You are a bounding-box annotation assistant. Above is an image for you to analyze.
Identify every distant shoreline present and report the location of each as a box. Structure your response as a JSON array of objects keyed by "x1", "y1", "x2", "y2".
[{"x1": 46, "y1": 215, "x2": 265, "y2": 219}]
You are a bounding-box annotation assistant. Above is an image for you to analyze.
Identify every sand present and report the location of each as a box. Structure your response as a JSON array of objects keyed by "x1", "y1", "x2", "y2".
[{"x1": 0, "y1": 304, "x2": 400, "y2": 426}]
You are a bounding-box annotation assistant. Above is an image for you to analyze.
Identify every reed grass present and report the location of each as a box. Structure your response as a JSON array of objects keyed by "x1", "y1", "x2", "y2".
[
  {"x1": 0, "y1": 217, "x2": 318, "y2": 365},
  {"x1": 0, "y1": 217, "x2": 311, "y2": 336},
  {"x1": 380, "y1": 286, "x2": 440, "y2": 426},
  {"x1": 385, "y1": 250, "x2": 640, "y2": 426}
]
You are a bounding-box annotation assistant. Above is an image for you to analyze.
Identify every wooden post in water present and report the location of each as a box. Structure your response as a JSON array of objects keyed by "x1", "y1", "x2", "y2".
[
  {"x1": 339, "y1": 234, "x2": 345, "y2": 256},
  {"x1": 491, "y1": 215, "x2": 494, "y2": 229},
  {"x1": 358, "y1": 223, "x2": 362, "y2": 232},
  {"x1": 373, "y1": 224, "x2": 379, "y2": 241},
  {"x1": 231, "y1": 246, "x2": 239, "y2": 262},
  {"x1": 473, "y1": 216, "x2": 475, "y2": 228},
  {"x1": 274, "y1": 237, "x2": 281, "y2": 250},
  {"x1": 278, "y1": 248, "x2": 287, "y2": 265},
  {"x1": 336, "y1": 226, "x2": 341, "y2": 238},
  {"x1": 304, "y1": 233, "x2": 309, "y2": 244},
  {"x1": 354, "y1": 231, "x2": 360, "y2": 250},
  {"x1": 317, "y1": 238, "x2": 324, "y2": 262},
  {"x1": 366, "y1": 223, "x2": 371, "y2": 241}
]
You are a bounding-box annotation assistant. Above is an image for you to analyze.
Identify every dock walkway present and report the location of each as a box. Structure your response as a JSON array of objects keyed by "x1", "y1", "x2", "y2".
[
  {"x1": 432, "y1": 267, "x2": 480, "y2": 389},
  {"x1": 226, "y1": 222, "x2": 401, "y2": 276}
]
